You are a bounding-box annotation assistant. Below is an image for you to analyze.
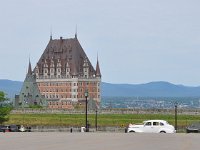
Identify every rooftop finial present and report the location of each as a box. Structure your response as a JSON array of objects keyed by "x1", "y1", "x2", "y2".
[
  {"x1": 50, "y1": 26, "x2": 53, "y2": 40},
  {"x1": 28, "y1": 57, "x2": 32, "y2": 75},
  {"x1": 96, "y1": 52, "x2": 101, "y2": 77},
  {"x1": 75, "y1": 25, "x2": 77, "y2": 39}
]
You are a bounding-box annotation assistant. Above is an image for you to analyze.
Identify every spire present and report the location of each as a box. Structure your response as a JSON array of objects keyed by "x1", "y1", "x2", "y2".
[
  {"x1": 95, "y1": 54, "x2": 101, "y2": 77},
  {"x1": 50, "y1": 26, "x2": 52, "y2": 40},
  {"x1": 28, "y1": 58, "x2": 32, "y2": 75},
  {"x1": 75, "y1": 25, "x2": 77, "y2": 39}
]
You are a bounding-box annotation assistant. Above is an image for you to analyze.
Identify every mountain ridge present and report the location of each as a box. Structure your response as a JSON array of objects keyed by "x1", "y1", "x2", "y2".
[
  {"x1": 101, "y1": 81, "x2": 200, "y2": 97},
  {"x1": 1, "y1": 79, "x2": 200, "y2": 98}
]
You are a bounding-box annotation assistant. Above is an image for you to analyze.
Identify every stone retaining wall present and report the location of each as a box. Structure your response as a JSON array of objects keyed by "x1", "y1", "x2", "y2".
[
  {"x1": 30, "y1": 126, "x2": 125, "y2": 133},
  {"x1": 11, "y1": 108, "x2": 200, "y2": 115}
]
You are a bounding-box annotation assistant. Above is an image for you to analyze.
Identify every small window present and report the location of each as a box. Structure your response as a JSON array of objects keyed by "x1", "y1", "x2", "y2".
[
  {"x1": 153, "y1": 122, "x2": 159, "y2": 126},
  {"x1": 145, "y1": 122, "x2": 151, "y2": 126},
  {"x1": 160, "y1": 122, "x2": 164, "y2": 126}
]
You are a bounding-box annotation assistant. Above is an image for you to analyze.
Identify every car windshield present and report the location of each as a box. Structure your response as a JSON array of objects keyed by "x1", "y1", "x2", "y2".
[{"x1": 190, "y1": 123, "x2": 200, "y2": 128}]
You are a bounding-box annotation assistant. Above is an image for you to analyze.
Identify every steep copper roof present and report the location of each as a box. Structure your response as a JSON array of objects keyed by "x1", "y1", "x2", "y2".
[{"x1": 35, "y1": 36, "x2": 96, "y2": 77}]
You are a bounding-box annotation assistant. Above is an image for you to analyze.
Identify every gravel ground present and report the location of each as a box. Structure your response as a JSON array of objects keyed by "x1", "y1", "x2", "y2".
[{"x1": 0, "y1": 132, "x2": 199, "y2": 150}]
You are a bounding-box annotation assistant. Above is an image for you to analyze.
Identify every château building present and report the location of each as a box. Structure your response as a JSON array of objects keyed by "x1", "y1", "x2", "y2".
[{"x1": 16, "y1": 34, "x2": 101, "y2": 109}]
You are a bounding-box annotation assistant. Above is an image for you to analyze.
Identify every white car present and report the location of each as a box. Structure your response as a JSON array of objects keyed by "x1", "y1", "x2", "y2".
[{"x1": 127, "y1": 120, "x2": 175, "y2": 133}]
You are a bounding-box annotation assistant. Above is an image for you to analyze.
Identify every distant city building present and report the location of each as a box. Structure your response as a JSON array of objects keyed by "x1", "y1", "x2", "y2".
[{"x1": 15, "y1": 34, "x2": 101, "y2": 109}]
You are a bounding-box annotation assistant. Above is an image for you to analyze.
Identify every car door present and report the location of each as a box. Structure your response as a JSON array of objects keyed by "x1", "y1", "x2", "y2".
[
  {"x1": 143, "y1": 121, "x2": 153, "y2": 133},
  {"x1": 152, "y1": 121, "x2": 161, "y2": 133}
]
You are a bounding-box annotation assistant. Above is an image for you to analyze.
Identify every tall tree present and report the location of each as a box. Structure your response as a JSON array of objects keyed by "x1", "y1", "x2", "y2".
[
  {"x1": 0, "y1": 91, "x2": 6, "y2": 101},
  {"x1": 0, "y1": 91, "x2": 12, "y2": 124}
]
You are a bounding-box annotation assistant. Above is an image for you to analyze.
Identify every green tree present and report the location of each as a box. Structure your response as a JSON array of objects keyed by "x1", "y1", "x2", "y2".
[
  {"x1": 0, "y1": 91, "x2": 6, "y2": 102},
  {"x1": 0, "y1": 91, "x2": 12, "y2": 124}
]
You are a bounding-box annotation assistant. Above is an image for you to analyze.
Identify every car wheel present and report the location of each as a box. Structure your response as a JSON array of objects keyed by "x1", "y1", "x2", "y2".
[
  {"x1": 129, "y1": 131, "x2": 135, "y2": 133},
  {"x1": 160, "y1": 131, "x2": 166, "y2": 133}
]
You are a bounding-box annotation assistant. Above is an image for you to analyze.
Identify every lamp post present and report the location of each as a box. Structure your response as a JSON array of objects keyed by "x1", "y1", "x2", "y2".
[
  {"x1": 95, "y1": 109, "x2": 98, "y2": 131},
  {"x1": 85, "y1": 90, "x2": 89, "y2": 132},
  {"x1": 174, "y1": 102, "x2": 178, "y2": 131}
]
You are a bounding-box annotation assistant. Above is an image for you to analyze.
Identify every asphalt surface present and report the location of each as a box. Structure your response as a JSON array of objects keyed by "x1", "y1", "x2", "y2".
[{"x1": 0, "y1": 132, "x2": 199, "y2": 150}]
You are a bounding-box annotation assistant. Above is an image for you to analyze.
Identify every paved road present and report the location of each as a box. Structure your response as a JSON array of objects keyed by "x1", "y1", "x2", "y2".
[{"x1": 0, "y1": 132, "x2": 199, "y2": 150}]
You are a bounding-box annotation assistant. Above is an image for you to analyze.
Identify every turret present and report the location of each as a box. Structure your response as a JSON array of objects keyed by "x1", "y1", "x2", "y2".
[
  {"x1": 95, "y1": 56, "x2": 101, "y2": 78},
  {"x1": 28, "y1": 59, "x2": 32, "y2": 75}
]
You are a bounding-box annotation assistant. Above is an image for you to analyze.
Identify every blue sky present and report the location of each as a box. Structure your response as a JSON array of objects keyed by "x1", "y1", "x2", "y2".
[{"x1": 0, "y1": 0, "x2": 200, "y2": 86}]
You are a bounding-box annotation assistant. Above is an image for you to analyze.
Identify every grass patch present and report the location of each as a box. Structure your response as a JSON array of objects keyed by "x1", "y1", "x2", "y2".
[{"x1": 4, "y1": 113, "x2": 200, "y2": 129}]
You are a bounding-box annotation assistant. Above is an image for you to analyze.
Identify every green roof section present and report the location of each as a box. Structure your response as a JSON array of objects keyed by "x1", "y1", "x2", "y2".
[{"x1": 15, "y1": 62, "x2": 47, "y2": 108}]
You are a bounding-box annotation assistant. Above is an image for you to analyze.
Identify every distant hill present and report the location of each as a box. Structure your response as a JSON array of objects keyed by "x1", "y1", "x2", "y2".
[
  {"x1": 0, "y1": 79, "x2": 23, "y2": 98},
  {"x1": 1, "y1": 79, "x2": 200, "y2": 98},
  {"x1": 101, "y1": 81, "x2": 200, "y2": 97}
]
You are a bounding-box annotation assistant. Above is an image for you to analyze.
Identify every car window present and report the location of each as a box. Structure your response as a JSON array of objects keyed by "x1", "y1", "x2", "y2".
[
  {"x1": 160, "y1": 122, "x2": 164, "y2": 126},
  {"x1": 191, "y1": 123, "x2": 200, "y2": 128},
  {"x1": 145, "y1": 122, "x2": 151, "y2": 126},
  {"x1": 153, "y1": 122, "x2": 159, "y2": 126}
]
